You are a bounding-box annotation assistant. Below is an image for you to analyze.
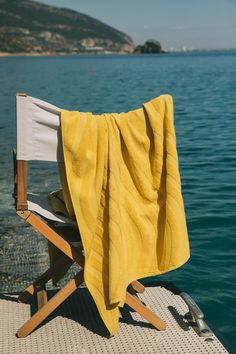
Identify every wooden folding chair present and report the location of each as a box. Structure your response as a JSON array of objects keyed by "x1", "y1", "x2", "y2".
[{"x1": 13, "y1": 93, "x2": 166, "y2": 338}]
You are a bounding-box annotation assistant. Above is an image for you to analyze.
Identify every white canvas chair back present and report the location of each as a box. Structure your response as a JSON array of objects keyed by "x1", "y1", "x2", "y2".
[
  {"x1": 15, "y1": 93, "x2": 73, "y2": 224},
  {"x1": 16, "y1": 94, "x2": 63, "y2": 162}
]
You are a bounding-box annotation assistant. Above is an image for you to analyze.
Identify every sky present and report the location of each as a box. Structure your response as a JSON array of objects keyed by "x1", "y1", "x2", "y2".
[{"x1": 37, "y1": 0, "x2": 236, "y2": 49}]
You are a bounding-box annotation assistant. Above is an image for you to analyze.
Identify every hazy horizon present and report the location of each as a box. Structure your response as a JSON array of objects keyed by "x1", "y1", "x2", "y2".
[{"x1": 35, "y1": 0, "x2": 236, "y2": 50}]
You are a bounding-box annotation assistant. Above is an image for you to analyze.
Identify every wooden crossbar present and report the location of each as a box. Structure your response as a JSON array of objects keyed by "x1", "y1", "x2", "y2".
[{"x1": 17, "y1": 271, "x2": 84, "y2": 338}]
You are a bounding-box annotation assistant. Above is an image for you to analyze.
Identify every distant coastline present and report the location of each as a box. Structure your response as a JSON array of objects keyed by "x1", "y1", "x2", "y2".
[
  {"x1": 0, "y1": 51, "x2": 134, "y2": 57},
  {"x1": 1, "y1": 48, "x2": 235, "y2": 58}
]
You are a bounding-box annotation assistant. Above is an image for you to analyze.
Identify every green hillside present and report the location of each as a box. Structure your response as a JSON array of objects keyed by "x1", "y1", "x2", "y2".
[{"x1": 0, "y1": 0, "x2": 134, "y2": 54}]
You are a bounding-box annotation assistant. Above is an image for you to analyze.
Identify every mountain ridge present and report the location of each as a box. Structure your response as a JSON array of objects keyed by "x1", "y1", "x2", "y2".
[{"x1": 0, "y1": 0, "x2": 134, "y2": 54}]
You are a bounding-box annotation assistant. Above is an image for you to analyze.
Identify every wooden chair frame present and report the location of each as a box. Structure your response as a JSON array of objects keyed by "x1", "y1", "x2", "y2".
[{"x1": 14, "y1": 93, "x2": 166, "y2": 338}]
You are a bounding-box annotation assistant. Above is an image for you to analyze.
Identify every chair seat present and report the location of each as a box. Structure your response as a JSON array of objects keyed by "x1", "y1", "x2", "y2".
[{"x1": 27, "y1": 193, "x2": 75, "y2": 225}]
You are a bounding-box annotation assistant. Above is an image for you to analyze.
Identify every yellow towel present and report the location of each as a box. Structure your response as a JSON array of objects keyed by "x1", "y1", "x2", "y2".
[{"x1": 58, "y1": 94, "x2": 190, "y2": 335}]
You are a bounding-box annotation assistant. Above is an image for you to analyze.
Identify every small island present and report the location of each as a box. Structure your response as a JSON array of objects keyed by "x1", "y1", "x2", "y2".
[{"x1": 134, "y1": 40, "x2": 165, "y2": 54}]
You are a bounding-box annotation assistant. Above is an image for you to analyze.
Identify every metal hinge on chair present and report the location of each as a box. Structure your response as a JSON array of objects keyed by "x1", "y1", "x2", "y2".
[{"x1": 16, "y1": 210, "x2": 31, "y2": 220}]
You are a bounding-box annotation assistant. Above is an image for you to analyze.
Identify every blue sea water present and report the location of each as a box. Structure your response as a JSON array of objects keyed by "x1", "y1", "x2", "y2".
[{"x1": 0, "y1": 51, "x2": 236, "y2": 349}]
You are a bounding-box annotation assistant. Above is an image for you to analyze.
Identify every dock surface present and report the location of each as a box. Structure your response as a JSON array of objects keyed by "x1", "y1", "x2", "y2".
[{"x1": 0, "y1": 284, "x2": 229, "y2": 354}]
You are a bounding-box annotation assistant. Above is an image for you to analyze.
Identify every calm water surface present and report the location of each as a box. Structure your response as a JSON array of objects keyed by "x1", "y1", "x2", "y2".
[{"x1": 0, "y1": 52, "x2": 236, "y2": 348}]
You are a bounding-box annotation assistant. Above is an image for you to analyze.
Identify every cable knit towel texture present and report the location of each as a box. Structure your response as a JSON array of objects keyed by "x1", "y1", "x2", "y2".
[{"x1": 57, "y1": 94, "x2": 190, "y2": 335}]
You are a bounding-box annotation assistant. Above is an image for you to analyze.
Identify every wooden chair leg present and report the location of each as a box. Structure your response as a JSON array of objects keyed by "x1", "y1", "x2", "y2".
[
  {"x1": 18, "y1": 254, "x2": 72, "y2": 304},
  {"x1": 17, "y1": 271, "x2": 84, "y2": 338},
  {"x1": 125, "y1": 292, "x2": 166, "y2": 331},
  {"x1": 131, "y1": 281, "x2": 145, "y2": 294}
]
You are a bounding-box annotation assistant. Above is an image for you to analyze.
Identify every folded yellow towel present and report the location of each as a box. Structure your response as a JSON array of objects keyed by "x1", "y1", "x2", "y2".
[{"x1": 57, "y1": 94, "x2": 190, "y2": 335}]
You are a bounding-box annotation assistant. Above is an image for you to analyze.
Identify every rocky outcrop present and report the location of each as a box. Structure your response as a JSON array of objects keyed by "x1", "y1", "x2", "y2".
[{"x1": 0, "y1": 0, "x2": 134, "y2": 54}]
